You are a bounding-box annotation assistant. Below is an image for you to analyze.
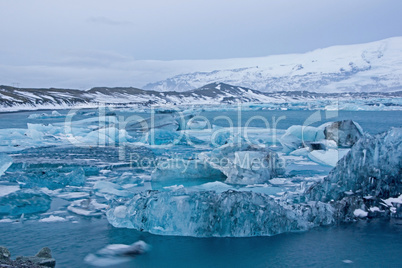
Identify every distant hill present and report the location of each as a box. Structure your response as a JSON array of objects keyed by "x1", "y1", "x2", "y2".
[
  {"x1": 144, "y1": 37, "x2": 402, "y2": 93},
  {"x1": 1, "y1": 82, "x2": 401, "y2": 111}
]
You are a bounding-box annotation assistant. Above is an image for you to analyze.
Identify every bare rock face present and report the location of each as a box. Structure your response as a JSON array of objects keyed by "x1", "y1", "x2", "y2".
[
  {"x1": 35, "y1": 247, "x2": 52, "y2": 259},
  {"x1": 0, "y1": 246, "x2": 11, "y2": 260},
  {"x1": 324, "y1": 120, "x2": 363, "y2": 148}
]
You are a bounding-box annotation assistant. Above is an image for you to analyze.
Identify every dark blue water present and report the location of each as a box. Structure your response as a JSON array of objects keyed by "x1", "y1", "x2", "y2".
[{"x1": 1, "y1": 219, "x2": 402, "y2": 267}]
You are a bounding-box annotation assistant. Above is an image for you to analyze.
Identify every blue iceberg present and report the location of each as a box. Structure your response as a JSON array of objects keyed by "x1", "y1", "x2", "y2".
[
  {"x1": 0, "y1": 189, "x2": 51, "y2": 216},
  {"x1": 107, "y1": 189, "x2": 334, "y2": 237}
]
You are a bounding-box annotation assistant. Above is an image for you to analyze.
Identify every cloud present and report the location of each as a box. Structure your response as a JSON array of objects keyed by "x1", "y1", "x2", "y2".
[{"x1": 87, "y1": 16, "x2": 131, "y2": 26}]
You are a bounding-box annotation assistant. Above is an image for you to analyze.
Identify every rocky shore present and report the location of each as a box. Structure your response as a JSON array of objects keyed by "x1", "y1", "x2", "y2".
[{"x1": 0, "y1": 247, "x2": 55, "y2": 268}]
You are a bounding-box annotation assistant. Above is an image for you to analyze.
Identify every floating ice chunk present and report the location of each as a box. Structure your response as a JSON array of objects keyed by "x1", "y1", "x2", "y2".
[
  {"x1": 84, "y1": 241, "x2": 149, "y2": 267},
  {"x1": 67, "y1": 199, "x2": 108, "y2": 217},
  {"x1": 163, "y1": 185, "x2": 185, "y2": 191},
  {"x1": 268, "y1": 178, "x2": 287, "y2": 185},
  {"x1": 15, "y1": 167, "x2": 86, "y2": 190},
  {"x1": 79, "y1": 127, "x2": 132, "y2": 146},
  {"x1": 28, "y1": 111, "x2": 62, "y2": 119},
  {"x1": 98, "y1": 241, "x2": 149, "y2": 256},
  {"x1": 56, "y1": 192, "x2": 90, "y2": 200},
  {"x1": 0, "y1": 153, "x2": 13, "y2": 176},
  {"x1": 323, "y1": 120, "x2": 363, "y2": 148},
  {"x1": 353, "y1": 209, "x2": 368, "y2": 218},
  {"x1": 342, "y1": 260, "x2": 354, "y2": 264},
  {"x1": 0, "y1": 189, "x2": 51, "y2": 216},
  {"x1": 107, "y1": 190, "x2": 334, "y2": 237},
  {"x1": 187, "y1": 119, "x2": 208, "y2": 130},
  {"x1": 93, "y1": 181, "x2": 133, "y2": 197},
  {"x1": 126, "y1": 113, "x2": 179, "y2": 132},
  {"x1": 202, "y1": 142, "x2": 285, "y2": 185},
  {"x1": 39, "y1": 215, "x2": 67, "y2": 222},
  {"x1": 151, "y1": 159, "x2": 225, "y2": 186},
  {"x1": 192, "y1": 181, "x2": 233, "y2": 193},
  {"x1": 307, "y1": 149, "x2": 350, "y2": 167},
  {"x1": 279, "y1": 125, "x2": 325, "y2": 153}
]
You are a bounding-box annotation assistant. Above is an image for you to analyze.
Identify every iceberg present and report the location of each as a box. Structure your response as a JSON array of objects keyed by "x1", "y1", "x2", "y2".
[
  {"x1": 280, "y1": 120, "x2": 363, "y2": 153},
  {"x1": 306, "y1": 128, "x2": 402, "y2": 220},
  {"x1": 0, "y1": 189, "x2": 51, "y2": 216},
  {"x1": 12, "y1": 167, "x2": 86, "y2": 190},
  {"x1": 323, "y1": 120, "x2": 363, "y2": 148},
  {"x1": 279, "y1": 125, "x2": 325, "y2": 153},
  {"x1": 201, "y1": 141, "x2": 285, "y2": 185},
  {"x1": 67, "y1": 198, "x2": 108, "y2": 217},
  {"x1": 84, "y1": 241, "x2": 149, "y2": 267},
  {"x1": 93, "y1": 181, "x2": 133, "y2": 197},
  {"x1": 107, "y1": 189, "x2": 334, "y2": 237}
]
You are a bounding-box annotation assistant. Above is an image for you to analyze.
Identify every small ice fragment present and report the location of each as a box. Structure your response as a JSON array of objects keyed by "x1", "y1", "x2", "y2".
[
  {"x1": 353, "y1": 209, "x2": 368, "y2": 218},
  {"x1": 39, "y1": 215, "x2": 67, "y2": 222}
]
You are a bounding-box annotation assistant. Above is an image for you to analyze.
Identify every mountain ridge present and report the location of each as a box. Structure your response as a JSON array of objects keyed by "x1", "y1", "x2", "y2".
[
  {"x1": 143, "y1": 37, "x2": 402, "y2": 93},
  {"x1": 1, "y1": 82, "x2": 401, "y2": 112}
]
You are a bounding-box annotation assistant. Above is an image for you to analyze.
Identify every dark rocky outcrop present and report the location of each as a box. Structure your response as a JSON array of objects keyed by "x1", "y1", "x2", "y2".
[{"x1": 0, "y1": 247, "x2": 55, "y2": 268}]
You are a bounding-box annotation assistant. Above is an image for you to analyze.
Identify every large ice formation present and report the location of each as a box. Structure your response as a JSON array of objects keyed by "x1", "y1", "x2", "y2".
[
  {"x1": 306, "y1": 128, "x2": 402, "y2": 220},
  {"x1": 107, "y1": 189, "x2": 334, "y2": 237}
]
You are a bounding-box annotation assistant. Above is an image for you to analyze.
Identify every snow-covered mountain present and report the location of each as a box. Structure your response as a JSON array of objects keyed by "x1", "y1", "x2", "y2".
[
  {"x1": 144, "y1": 37, "x2": 402, "y2": 93},
  {"x1": 1, "y1": 83, "x2": 401, "y2": 112}
]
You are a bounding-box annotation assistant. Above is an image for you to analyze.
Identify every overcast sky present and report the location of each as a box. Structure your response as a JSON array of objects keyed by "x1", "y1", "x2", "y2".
[{"x1": 1, "y1": 0, "x2": 401, "y2": 89}]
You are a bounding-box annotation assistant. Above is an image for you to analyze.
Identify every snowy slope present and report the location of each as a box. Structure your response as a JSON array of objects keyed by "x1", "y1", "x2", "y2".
[
  {"x1": 144, "y1": 37, "x2": 402, "y2": 93},
  {"x1": 1, "y1": 83, "x2": 401, "y2": 112}
]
